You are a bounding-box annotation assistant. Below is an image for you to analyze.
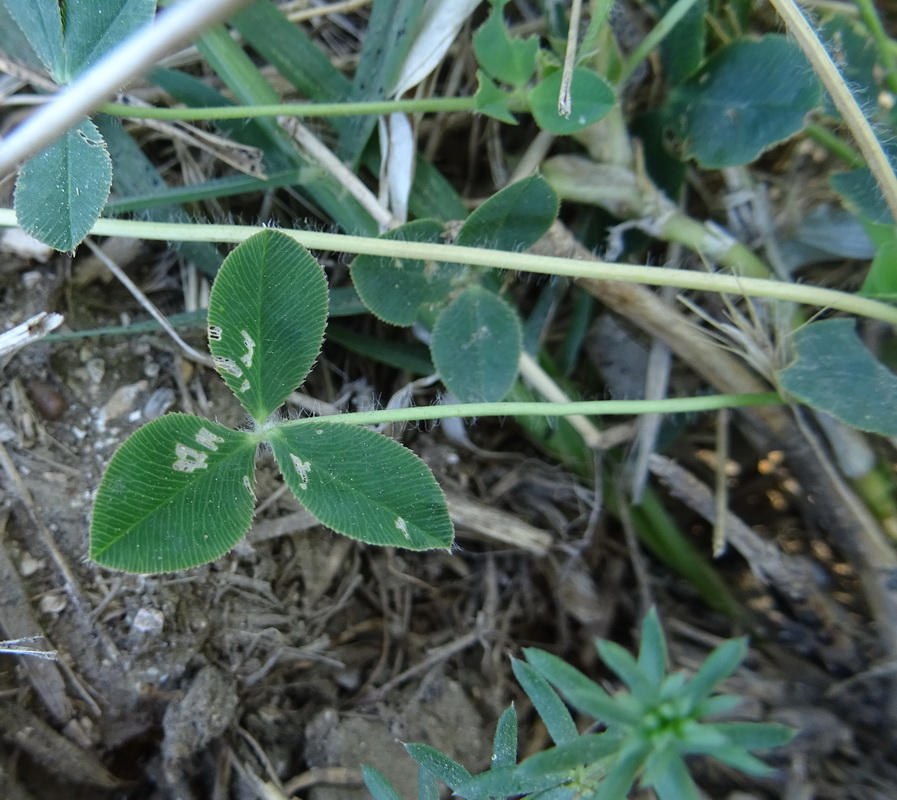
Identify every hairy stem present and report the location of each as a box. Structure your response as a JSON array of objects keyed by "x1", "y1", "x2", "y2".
[
  {"x1": 1, "y1": 211, "x2": 895, "y2": 324},
  {"x1": 276, "y1": 393, "x2": 783, "y2": 430},
  {"x1": 98, "y1": 96, "x2": 477, "y2": 120}
]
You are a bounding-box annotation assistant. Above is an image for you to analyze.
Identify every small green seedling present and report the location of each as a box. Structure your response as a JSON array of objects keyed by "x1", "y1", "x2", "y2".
[
  {"x1": 365, "y1": 608, "x2": 794, "y2": 800},
  {"x1": 89, "y1": 230, "x2": 453, "y2": 573},
  {"x1": 471, "y1": 0, "x2": 614, "y2": 132}
]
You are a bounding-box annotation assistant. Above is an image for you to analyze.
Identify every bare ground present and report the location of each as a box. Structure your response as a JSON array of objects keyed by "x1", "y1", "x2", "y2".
[{"x1": 1, "y1": 236, "x2": 897, "y2": 800}]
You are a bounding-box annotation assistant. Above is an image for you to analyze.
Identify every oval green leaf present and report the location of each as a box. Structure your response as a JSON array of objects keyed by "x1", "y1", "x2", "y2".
[
  {"x1": 860, "y1": 238, "x2": 897, "y2": 298},
  {"x1": 529, "y1": 68, "x2": 615, "y2": 134},
  {"x1": 2, "y1": 0, "x2": 64, "y2": 77},
  {"x1": 90, "y1": 415, "x2": 258, "y2": 573},
  {"x1": 62, "y1": 0, "x2": 155, "y2": 80},
  {"x1": 665, "y1": 35, "x2": 821, "y2": 167},
  {"x1": 456, "y1": 174, "x2": 558, "y2": 253},
  {"x1": 430, "y1": 286, "x2": 522, "y2": 403},
  {"x1": 14, "y1": 119, "x2": 112, "y2": 252},
  {"x1": 777, "y1": 318, "x2": 897, "y2": 435},
  {"x1": 269, "y1": 422, "x2": 453, "y2": 550},
  {"x1": 472, "y1": 2, "x2": 537, "y2": 88},
  {"x1": 830, "y1": 167, "x2": 892, "y2": 225},
  {"x1": 208, "y1": 230, "x2": 328, "y2": 423},
  {"x1": 474, "y1": 70, "x2": 518, "y2": 124},
  {"x1": 351, "y1": 219, "x2": 463, "y2": 326}
]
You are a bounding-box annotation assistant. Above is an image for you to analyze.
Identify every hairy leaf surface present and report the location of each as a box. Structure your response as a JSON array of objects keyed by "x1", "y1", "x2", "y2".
[
  {"x1": 351, "y1": 219, "x2": 461, "y2": 326},
  {"x1": 90, "y1": 415, "x2": 257, "y2": 573},
  {"x1": 62, "y1": 0, "x2": 155, "y2": 79},
  {"x1": 778, "y1": 318, "x2": 897, "y2": 435},
  {"x1": 666, "y1": 35, "x2": 820, "y2": 167},
  {"x1": 431, "y1": 286, "x2": 522, "y2": 403},
  {"x1": 270, "y1": 422, "x2": 453, "y2": 550},
  {"x1": 456, "y1": 174, "x2": 558, "y2": 253},
  {"x1": 15, "y1": 119, "x2": 112, "y2": 251},
  {"x1": 208, "y1": 230, "x2": 328, "y2": 423}
]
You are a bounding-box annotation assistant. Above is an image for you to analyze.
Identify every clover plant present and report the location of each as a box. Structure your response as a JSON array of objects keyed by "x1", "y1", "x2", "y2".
[
  {"x1": 89, "y1": 230, "x2": 453, "y2": 573},
  {"x1": 364, "y1": 609, "x2": 794, "y2": 800},
  {"x1": 351, "y1": 174, "x2": 558, "y2": 404}
]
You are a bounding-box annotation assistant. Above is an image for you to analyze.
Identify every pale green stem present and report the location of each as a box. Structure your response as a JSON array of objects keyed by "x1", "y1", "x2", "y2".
[
  {"x1": 99, "y1": 96, "x2": 477, "y2": 121},
  {"x1": 768, "y1": 0, "x2": 897, "y2": 223},
  {"x1": 276, "y1": 393, "x2": 783, "y2": 430},
  {"x1": 805, "y1": 121, "x2": 865, "y2": 168},
  {"x1": 853, "y1": 0, "x2": 897, "y2": 97},
  {"x1": 618, "y1": 0, "x2": 705, "y2": 83},
  {"x1": 1, "y1": 211, "x2": 895, "y2": 325}
]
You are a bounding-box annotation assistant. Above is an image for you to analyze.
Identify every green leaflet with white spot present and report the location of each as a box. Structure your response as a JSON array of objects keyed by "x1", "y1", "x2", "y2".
[
  {"x1": 207, "y1": 230, "x2": 328, "y2": 423},
  {"x1": 90, "y1": 415, "x2": 257, "y2": 573},
  {"x1": 529, "y1": 69, "x2": 615, "y2": 135},
  {"x1": 269, "y1": 422, "x2": 453, "y2": 551},
  {"x1": 90, "y1": 231, "x2": 454, "y2": 575}
]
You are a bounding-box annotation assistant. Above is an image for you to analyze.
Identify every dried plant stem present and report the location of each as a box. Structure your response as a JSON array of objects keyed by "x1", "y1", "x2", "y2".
[
  {"x1": 558, "y1": 0, "x2": 584, "y2": 116},
  {"x1": 768, "y1": 0, "x2": 897, "y2": 223},
  {"x1": 83, "y1": 239, "x2": 214, "y2": 368}
]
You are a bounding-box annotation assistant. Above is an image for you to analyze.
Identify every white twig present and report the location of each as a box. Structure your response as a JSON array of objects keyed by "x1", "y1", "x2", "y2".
[
  {"x1": 279, "y1": 116, "x2": 397, "y2": 229},
  {"x1": 0, "y1": 312, "x2": 63, "y2": 359},
  {"x1": 558, "y1": 0, "x2": 584, "y2": 117},
  {"x1": 0, "y1": 637, "x2": 58, "y2": 661}
]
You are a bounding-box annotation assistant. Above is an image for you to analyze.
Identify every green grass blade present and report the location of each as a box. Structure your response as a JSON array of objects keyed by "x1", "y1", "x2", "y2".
[
  {"x1": 231, "y1": 1, "x2": 351, "y2": 123},
  {"x1": 105, "y1": 168, "x2": 303, "y2": 214},
  {"x1": 95, "y1": 114, "x2": 223, "y2": 276},
  {"x1": 337, "y1": 0, "x2": 424, "y2": 165},
  {"x1": 149, "y1": 67, "x2": 296, "y2": 170},
  {"x1": 194, "y1": 24, "x2": 377, "y2": 235},
  {"x1": 325, "y1": 325, "x2": 434, "y2": 375}
]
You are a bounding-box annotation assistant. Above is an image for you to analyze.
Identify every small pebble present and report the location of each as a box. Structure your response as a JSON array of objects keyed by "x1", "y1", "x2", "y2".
[
  {"x1": 39, "y1": 593, "x2": 68, "y2": 614},
  {"x1": 143, "y1": 388, "x2": 175, "y2": 420},
  {"x1": 86, "y1": 358, "x2": 105, "y2": 385},
  {"x1": 18, "y1": 552, "x2": 43, "y2": 577},
  {"x1": 131, "y1": 607, "x2": 164, "y2": 635},
  {"x1": 99, "y1": 380, "x2": 148, "y2": 425},
  {"x1": 26, "y1": 379, "x2": 66, "y2": 420},
  {"x1": 21, "y1": 270, "x2": 42, "y2": 290}
]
